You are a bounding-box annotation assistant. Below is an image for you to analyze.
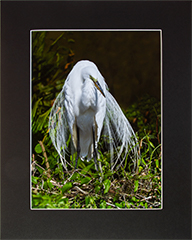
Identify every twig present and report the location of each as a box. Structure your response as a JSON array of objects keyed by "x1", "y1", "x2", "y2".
[
  {"x1": 31, "y1": 154, "x2": 36, "y2": 175},
  {"x1": 50, "y1": 180, "x2": 63, "y2": 188},
  {"x1": 106, "y1": 202, "x2": 120, "y2": 209},
  {"x1": 33, "y1": 161, "x2": 46, "y2": 172},
  {"x1": 140, "y1": 188, "x2": 151, "y2": 193},
  {"x1": 39, "y1": 141, "x2": 51, "y2": 178},
  {"x1": 73, "y1": 186, "x2": 88, "y2": 195},
  {"x1": 31, "y1": 186, "x2": 58, "y2": 195},
  {"x1": 63, "y1": 169, "x2": 79, "y2": 185},
  {"x1": 138, "y1": 138, "x2": 143, "y2": 155},
  {"x1": 136, "y1": 193, "x2": 153, "y2": 201},
  {"x1": 136, "y1": 193, "x2": 159, "y2": 207}
]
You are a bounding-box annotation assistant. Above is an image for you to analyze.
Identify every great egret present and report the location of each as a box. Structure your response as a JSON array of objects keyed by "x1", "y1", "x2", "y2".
[{"x1": 49, "y1": 60, "x2": 138, "y2": 171}]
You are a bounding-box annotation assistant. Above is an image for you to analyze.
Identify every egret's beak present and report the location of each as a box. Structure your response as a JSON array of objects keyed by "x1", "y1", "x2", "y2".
[{"x1": 89, "y1": 75, "x2": 106, "y2": 98}]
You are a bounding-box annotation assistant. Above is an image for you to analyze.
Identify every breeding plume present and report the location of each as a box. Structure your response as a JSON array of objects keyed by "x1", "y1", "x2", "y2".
[{"x1": 49, "y1": 60, "x2": 138, "y2": 171}]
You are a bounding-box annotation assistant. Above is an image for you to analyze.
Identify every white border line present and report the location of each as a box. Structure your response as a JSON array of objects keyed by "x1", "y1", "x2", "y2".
[
  {"x1": 30, "y1": 30, "x2": 32, "y2": 210},
  {"x1": 31, "y1": 29, "x2": 162, "y2": 32},
  {"x1": 160, "y1": 29, "x2": 163, "y2": 210},
  {"x1": 30, "y1": 29, "x2": 163, "y2": 210}
]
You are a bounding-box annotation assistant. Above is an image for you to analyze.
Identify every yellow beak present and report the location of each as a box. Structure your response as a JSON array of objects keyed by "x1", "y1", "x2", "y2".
[{"x1": 89, "y1": 75, "x2": 106, "y2": 98}]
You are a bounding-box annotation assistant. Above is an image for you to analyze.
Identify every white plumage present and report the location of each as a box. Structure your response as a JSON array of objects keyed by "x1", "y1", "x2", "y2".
[{"x1": 49, "y1": 60, "x2": 138, "y2": 171}]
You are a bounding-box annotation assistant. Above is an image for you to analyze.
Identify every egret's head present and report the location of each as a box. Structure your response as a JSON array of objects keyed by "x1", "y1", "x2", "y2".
[{"x1": 89, "y1": 75, "x2": 106, "y2": 98}]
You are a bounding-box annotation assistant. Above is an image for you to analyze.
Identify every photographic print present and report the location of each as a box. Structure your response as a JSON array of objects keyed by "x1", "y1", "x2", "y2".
[
  {"x1": 2, "y1": 0, "x2": 191, "y2": 238},
  {"x1": 31, "y1": 30, "x2": 162, "y2": 210}
]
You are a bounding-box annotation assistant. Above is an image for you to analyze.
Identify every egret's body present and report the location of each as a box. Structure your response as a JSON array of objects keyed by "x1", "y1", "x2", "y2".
[
  {"x1": 64, "y1": 61, "x2": 106, "y2": 161},
  {"x1": 49, "y1": 60, "x2": 138, "y2": 171}
]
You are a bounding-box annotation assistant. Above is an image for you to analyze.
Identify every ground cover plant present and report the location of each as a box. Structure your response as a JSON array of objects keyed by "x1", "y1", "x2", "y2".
[{"x1": 31, "y1": 32, "x2": 161, "y2": 209}]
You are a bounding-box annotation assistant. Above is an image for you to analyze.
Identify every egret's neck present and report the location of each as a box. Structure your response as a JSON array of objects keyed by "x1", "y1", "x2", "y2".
[{"x1": 79, "y1": 79, "x2": 98, "y2": 113}]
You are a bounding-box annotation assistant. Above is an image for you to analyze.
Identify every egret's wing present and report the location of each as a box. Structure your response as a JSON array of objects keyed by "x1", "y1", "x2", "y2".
[
  {"x1": 63, "y1": 79, "x2": 77, "y2": 150},
  {"x1": 103, "y1": 90, "x2": 139, "y2": 171},
  {"x1": 48, "y1": 88, "x2": 71, "y2": 171}
]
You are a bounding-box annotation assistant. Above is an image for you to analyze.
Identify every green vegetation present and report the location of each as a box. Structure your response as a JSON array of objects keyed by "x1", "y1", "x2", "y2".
[{"x1": 31, "y1": 32, "x2": 161, "y2": 209}]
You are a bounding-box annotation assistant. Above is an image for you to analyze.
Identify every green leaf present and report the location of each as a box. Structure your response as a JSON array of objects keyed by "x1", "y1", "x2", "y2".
[
  {"x1": 78, "y1": 161, "x2": 86, "y2": 169},
  {"x1": 80, "y1": 163, "x2": 94, "y2": 175},
  {"x1": 131, "y1": 197, "x2": 139, "y2": 202},
  {"x1": 150, "y1": 144, "x2": 161, "y2": 162},
  {"x1": 148, "y1": 134, "x2": 155, "y2": 139},
  {"x1": 107, "y1": 206, "x2": 112, "y2": 209},
  {"x1": 43, "y1": 181, "x2": 48, "y2": 190},
  {"x1": 80, "y1": 177, "x2": 91, "y2": 185},
  {"x1": 32, "y1": 97, "x2": 42, "y2": 119},
  {"x1": 100, "y1": 200, "x2": 106, "y2": 208},
  {"x1": 141, "y1": 158, "x2": 147, "y2": 165},
  {"x1": 134, "y1": 180, "x2": 139, "y2": 192},
  {"x1": 48, "y1": 33, "x2": 65, "y2": 52},
  {"x1": 89, "y1": 197, "x2": 95, "y2": 206},
  {"x1": 115, "y1": 202, "x2": 122, "y2": 208},
  {"x1": 34, "y1": 108, "x2": 51, "y2": 133},
  {"x1": 125, "y1": 202, "x2": 131, "y2": 209},
  {"x1": 36, "y1": 165, "x2": 44, "y2": 174},
  {"x1": 95, "y1": 185, "x2": 101, "y2": 194},
  {"x1": 149, "y1": 141, "x2": 155, "y2": 148},
  {"x1": 61, "y1": 182, "x2": 73, "y2": 193},
  {"x1": 47, "y1": 179, "x2": 53, "y2": 190},
  {"x1": 68, "y1": 39, "x2": 75, "y2": 43},
  {"x1": 32, "y1": 176, "x2": 38, "y2": 184},
  {"x1": 155, "y1": 159, "x2": 159, "y2": 168},
  {"x1": 103, "y1": 171, "x2": 113, "y2": 179},
  {"x1": 70, "y1": 172, "x2": 80, "y2": 181},
  {"x1": 138, "y1": 166, "x2": 143, "y2": 173},
  {"x1": 113, "y1": 195, "x2": 119, "y2": 202},
  {"x1": 103, "y1": 179, "x2": 111, "y2": 194},
  {"x1": 34, "y1": 143, "x2": 42, "y2": 153},
  {"x1": 85, "y1": 196, "x2": 90, "y2": 206}
]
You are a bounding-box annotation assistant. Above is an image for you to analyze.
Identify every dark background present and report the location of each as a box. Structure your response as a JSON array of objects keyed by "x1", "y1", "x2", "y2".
[
  {"x1": 45, "y1": 30, "x2": 160, "y2": 109},
  {"x1": 1, "y1": 1, "x2": 191, "y2": 239}
]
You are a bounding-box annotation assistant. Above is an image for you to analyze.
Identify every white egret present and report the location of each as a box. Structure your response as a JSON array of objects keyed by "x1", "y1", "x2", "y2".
[{"x1": 49, "y1": 60, "x2": 138, "y2": 172}]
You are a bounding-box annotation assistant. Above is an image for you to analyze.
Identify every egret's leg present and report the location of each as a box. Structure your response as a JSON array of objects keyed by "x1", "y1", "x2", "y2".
[
  {"x1": 75, "y1": 126, "x2": 80, "y2": 169},
  {"x1": 92, "y1": 126, "x2": 99, "y2": 171}
]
